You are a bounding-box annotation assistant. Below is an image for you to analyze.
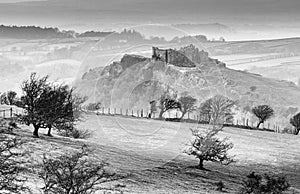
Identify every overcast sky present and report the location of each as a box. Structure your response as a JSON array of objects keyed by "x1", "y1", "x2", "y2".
[
  {"x1": 0, "y1": 0, "x2": 299, "y2": 40},
  {"x1": 0, "y1": 0, "x2": 43, "y2": 3}
]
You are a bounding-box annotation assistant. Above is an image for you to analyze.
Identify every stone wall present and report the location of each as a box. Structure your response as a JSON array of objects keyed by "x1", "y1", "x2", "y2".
[{"x1": 152, "y1": 47, "x2": 196, "y2": 67}]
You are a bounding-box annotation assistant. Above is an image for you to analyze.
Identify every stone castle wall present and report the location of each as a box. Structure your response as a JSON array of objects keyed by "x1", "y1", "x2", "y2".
[{"x1": 152, "y1": 47, "x2": 196, "y2": 67}]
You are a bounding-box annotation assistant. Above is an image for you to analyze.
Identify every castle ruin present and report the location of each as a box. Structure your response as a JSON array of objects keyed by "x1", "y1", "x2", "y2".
[
  {"x1": 152, "y1": 44, "x2": 226, "y2": 68},
  {"x1": 152, "y1": 47, "x2": 196, "y2": 67}
]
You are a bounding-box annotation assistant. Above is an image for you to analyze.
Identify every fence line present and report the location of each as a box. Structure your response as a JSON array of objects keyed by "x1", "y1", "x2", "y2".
[
  {"x1": 1, "y1": 106, "x2": 283, "y2": 133},
  {"x1": 0, "y1": 108, "x2": 23, "y2": 119},
  {"x1": 92, "y1": 107, "x2": 282, "y2": 133}
]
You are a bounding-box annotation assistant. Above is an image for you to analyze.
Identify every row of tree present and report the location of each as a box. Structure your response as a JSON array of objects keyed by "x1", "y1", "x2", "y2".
[
  {"x1": 153, "y1": 92, "x2": 235, "y2": 124},
  {"x1": 3, "y1": 73, "x2": 300, "y2": 136},
  {"x1": 0, "y1": 24, "x2": 113, "y2": 39},
  {"x1": 153, "y1": 92, "x2": 300, "y2": 135}
]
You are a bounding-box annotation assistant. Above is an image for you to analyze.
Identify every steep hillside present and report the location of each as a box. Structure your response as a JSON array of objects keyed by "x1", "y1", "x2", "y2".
[{"x1": 75, "y1": 47, "x2": 300, "y2": 129}]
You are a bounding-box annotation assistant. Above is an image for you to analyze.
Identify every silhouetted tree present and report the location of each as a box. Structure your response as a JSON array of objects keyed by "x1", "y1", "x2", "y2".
[
  {"x1": 6, "y1": 91, "x2": 17, "y2": 105},
  {"x1": 158, "y1": 92, "x2": 181, "y2": 119},
  {"x1": 149, "y1": 100, "x2": 157, "y2": 118},
  {"x1": 38, "y1": 85, "x2": 75, "y2": 136},
  {"x1": 0, "y1": 93, "x2": 8, "y2": 105},
  {"x1": 54, "y1": 93, "x2": 87, "y2": 135},
  {"x1": 178, "y1": 95, "x2": 197, "y2": 119},
  {"x1": 17, "y1": 73, "x2": 50, "y2": 137},
  {"x1": 252, "y1": 105, "x2": 274, "y2": 128},
  {"x1": 290, "y1": 112, "x2": 300, "y2": 135}
]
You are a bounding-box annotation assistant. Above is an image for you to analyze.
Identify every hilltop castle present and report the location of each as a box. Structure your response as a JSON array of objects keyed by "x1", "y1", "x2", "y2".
[{"x1": 152, "y1": 44, "x2": 225, "y2": 68}]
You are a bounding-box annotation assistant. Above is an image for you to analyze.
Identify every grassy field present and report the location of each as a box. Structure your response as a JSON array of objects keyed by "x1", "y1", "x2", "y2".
[
  {"x1": 74, "y1": 114, "x2": 300, "y2": 193},
  {"x1": 3, "y1": 114, "x2": 300, "y2": 193}
]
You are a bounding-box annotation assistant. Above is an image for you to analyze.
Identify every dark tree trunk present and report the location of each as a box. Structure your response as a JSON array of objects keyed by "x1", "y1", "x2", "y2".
[
  {"x1": 295, "y1": 128, "x2": 300, "y2": 135},
  {"x1": 47, "y1": 125, "x2": 52, "y2": 136},
  {"x1": 180, "y1": 111, "x2": 186, "y2": 120},
  {"x1": 33, "y1": 124, "x2": 40, "y2": 138},
  {"x1": 198, "y1": 159, "x2": 204, "y2": 170},
  {"x1": 256, "y1": 121, "x2": 263, "y2": 128},
  {"x1": 159, "y1": 110, "x2": 164, "y2": 120}
]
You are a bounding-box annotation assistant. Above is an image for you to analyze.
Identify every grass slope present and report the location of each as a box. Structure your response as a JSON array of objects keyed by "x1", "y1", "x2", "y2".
[{"x1": 2, "y1": 114, "x2": 300, "y2": 193}]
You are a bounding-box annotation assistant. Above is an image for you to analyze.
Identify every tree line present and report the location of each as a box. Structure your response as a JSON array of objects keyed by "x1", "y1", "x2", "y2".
[{"x1": 0, "y1": 25, "x2": 113, "y2": 39}]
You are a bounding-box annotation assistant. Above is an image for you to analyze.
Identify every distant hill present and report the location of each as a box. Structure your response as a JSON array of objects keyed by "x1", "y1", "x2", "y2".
[
  {"x1": 75, "y1": 45, "x2": 300, "y2": 129},
  {"x1": 173, "y1": 23, "x2": 233, "y2": 39},
  {"x1": 0, "y1": 25, "x2": 113, "y2": 39}
]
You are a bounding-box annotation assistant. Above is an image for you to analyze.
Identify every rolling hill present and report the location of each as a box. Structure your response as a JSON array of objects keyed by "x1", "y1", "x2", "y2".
[{"x1": 75, "y1": 46, "x2": 300, "y2": 130}]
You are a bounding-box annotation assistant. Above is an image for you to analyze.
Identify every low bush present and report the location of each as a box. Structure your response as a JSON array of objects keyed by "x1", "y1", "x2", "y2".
[
  {"x1": 240, "y1": 172, "x2": 290, "y2": 194},
  {"x1": 58, "y1": 128, "x2": 93, "y2": 139},
  {"x1": 215, "y1": 181, "x2": 225, "y2": 192},
  {"x1": 0, "y1": 136, "x2": 29, "y2": 193},
  {"x1": 40, "y1": 145, "x2": 120, "y2": 194}
]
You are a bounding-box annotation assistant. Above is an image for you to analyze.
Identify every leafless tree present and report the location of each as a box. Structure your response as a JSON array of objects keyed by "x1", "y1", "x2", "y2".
[
  {"x1": 178, "y1": 95, "x2": 197, "y2": 119},
  {"x1": 252, "y1": 105, "x2": 274, "y2": 128},
  {"x1": 184, "y1": 126, "x2": 234, "y2": 170},
  {"x1": 158, "y1": 92, "x2": 181, "y2": 119},
  {"x1": 199, "y1": 95, "x2": 235, "y2": 124}
]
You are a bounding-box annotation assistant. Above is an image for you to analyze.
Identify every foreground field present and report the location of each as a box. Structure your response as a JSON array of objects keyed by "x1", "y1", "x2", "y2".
[
  {"x1": 76, "y1": 114, "x2": 300, "y2": 193},
  {"x1": 8, "y1": 114, "x2": 300, "y2": 193}
]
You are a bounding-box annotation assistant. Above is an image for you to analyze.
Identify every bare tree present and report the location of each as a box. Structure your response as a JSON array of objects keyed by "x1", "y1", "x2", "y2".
[
  {"x1": 149, "y1": 100, "x2": 157, "y2": 118},
  {"x1": 38, "y1": 85, "x2": 75, "y2": 136},
  {"x1": 40, "y1": 145, "x2": 120, "y2": 194},
  {"x1": 290, "y1": 112, "x2": 300, "y2": 135},
  {"x1": 158, "y1": 92, "x2": 181, "y2": 119},
  {"x1": 199, "y1": 95, "x2": 235, "y2": 124},
  {"x1": 17, "y1": 73, "x2": 50, "y2": 137},
  {"x1": 0, "y1": 93, "x2": 8, "y2": 105},
  {"x1": 6, "y1": 91, "x2": 17, "y2": 105},
  {"x1": 252, "y1": 105, "x2": 274, "y2": 128},
  {"x1": 17, "y1": 73, "x2": 86, "y2": 137},
  {"x1": 184, "y1": 127, "x2": 234, "y2": 170},
  {"x1": 178, "y1": 95, "x2": 197, "y2": 119}
]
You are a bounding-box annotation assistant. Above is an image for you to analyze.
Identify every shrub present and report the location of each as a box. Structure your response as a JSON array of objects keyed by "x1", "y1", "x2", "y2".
[
  {"x1": 58, "y1": 128, "x2": 93, "y2": 139},
  {"x1": 40, "y1": 146, "x2": 119, "y2": 194},
  {"x1": 0, "y1": 136, "x2": 29, "y2": 193},
  {"x1": 86, "y1": 102, "x2": 102, "y2": 111},
  {"x1": 0, "y1": 119, "x2": 17, "y2": 134},
  {"x1": 215, "y1": 181, "x2": 225, "y2": 192},
  {"x1": 240, "y1": 172, "x2": 290, "y2": 194}
]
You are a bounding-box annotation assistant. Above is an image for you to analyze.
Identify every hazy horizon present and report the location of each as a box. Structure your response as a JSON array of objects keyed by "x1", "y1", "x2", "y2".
[{"x1": 0, "y1": 0, "x2": 299, "y2": 40}]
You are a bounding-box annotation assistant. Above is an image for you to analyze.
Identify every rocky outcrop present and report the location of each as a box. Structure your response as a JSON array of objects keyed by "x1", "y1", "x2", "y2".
[
  {"x1": 180, "y1": 44, "x2": 226, "y2": 67},
  {"x1": 82, "y1": 54, "x2": 148, "y2": 79}
]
